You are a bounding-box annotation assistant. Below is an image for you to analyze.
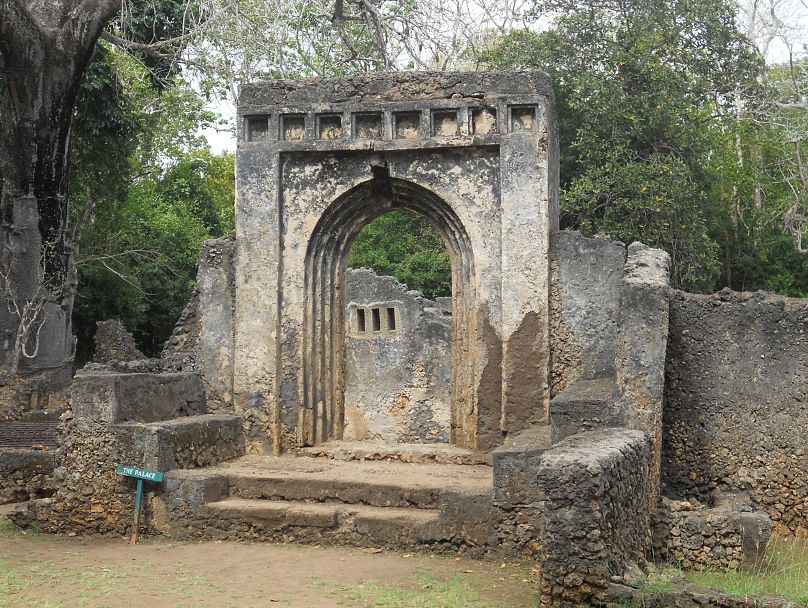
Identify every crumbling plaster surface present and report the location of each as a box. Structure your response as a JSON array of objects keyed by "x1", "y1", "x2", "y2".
[
  {"x1": 343, "y1": 268, "x2": 451, "y2": 443},
  {"x1": 663, "y1": 289, "x2": 808, "y2": 536},
  {"x1": 274, "y1": 147, "x2": 503, "y2": 450},
  {"x1": 548, "y1": 231, "x2": 625, "y2": 396}
]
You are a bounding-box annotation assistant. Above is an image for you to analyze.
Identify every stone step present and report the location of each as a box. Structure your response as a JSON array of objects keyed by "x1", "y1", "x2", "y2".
[
  {"x1": 203, "y1": 497, "x2": 447, "y2": 546},
  {"x1": 298, "y1": 441, "x2": 491, "y2": 465},
  {"x1": 115, "y1": 414, "x2": 245, "y2": 471},
  {"x1": 162, "y1": 456, "x2": 493, "y2": 549},
  {"x1": 168, "y1": 454, "x2": 492, "y2": 510}
]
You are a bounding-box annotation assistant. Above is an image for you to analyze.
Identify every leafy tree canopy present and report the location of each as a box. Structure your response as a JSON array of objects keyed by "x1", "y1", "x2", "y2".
[{"x1": 475, "y1": 0, "x2": 761, "y2": 290}]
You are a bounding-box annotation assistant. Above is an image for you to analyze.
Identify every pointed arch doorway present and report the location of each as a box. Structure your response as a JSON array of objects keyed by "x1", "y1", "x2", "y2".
[{"x1": 301, "y1": 171, "x2": 477, "y2": 448}]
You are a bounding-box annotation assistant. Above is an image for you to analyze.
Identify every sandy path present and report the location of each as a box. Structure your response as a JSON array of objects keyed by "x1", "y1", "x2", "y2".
[{"x1": 0, "y1": 515, "x2": 540, "y2": 608}]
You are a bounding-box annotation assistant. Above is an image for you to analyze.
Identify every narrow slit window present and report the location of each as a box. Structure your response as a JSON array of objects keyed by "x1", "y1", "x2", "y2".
[
  {"x1": 386, "y1": 307, "x2": 396, "y2": 331},
  {"x1": 356, "y1": 308, "x2": 366, "y2": 332},
  {"x1": 371, "y1": 308, "x2": 381, "y2": 332}
]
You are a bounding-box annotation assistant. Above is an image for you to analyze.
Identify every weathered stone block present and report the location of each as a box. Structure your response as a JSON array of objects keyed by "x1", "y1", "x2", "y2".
[
  {"x1": 71, "y1": 371, "x2": 207, "y2": 423},
  {"x1": 549, "y1": 377, "x2": 619, "y2": 443}
]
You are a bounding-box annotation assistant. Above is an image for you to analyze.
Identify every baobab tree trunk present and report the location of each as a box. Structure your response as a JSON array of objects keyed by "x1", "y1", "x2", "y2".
[{"x1": 0, "y1": 0, "x2": 121, "y2": 382}]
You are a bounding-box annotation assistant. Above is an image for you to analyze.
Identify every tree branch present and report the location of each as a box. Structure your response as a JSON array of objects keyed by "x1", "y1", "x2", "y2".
[
  {"x1": 0, "y1": 0, "x2": 43, "y2": 60},
  {"x1": 100, "y1": 30, "x2": 202, "y2": 68},
  {"x1": 66, "y1": 0, "x2": 123, "y2": 51}
]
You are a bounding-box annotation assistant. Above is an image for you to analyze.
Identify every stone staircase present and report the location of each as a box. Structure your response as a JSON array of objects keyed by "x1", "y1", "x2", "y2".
[{"x1": 157, "y1": 451, "x2": 493, "y2": 552}]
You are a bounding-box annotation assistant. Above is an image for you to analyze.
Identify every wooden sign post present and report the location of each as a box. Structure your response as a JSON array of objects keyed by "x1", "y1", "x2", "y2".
[{"x1": 116, "y1": 465, "x2": 164, "y2": 544}]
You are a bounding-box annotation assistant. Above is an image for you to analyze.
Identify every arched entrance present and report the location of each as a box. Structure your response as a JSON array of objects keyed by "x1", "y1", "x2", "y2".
[
  {"x1": 301, "y1": 170, "x2": 477, "y2": 448},
  {"x1": 233, "y1": 72, "x2": 558, "y2": 455}
]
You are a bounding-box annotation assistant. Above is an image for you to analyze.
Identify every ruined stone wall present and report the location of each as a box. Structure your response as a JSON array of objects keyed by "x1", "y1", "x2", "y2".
[
  {"x1": 548, "y1": 231, "x2": 625, "y2": 397},
  {"x1": 343, "y1": 268, "x2": 451, "y2": 443},
  {"x1": 662, "y1": 289, "x2": 808, "y2": 536},
  {"x1": 162, "y1": 235, "x2": 236, "y2": 416},
  {"x1": 651, "y1": 495, "x2": 771, "y2": 570},
  {"x1": 93, "y1": 319, "x2": 145, "y2": 364},
  {"x1": 10, "y1": 370, "x2": 244, "y2": 535},
  {"x1": 538, "y1": 428, "x2": 650, "y2": 606}
]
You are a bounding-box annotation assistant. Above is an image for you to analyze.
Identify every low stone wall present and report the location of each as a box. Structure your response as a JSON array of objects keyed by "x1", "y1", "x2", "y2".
[
  {"x1": 537, "y1": 428, "x2": 650, "y2": 606},
  {"x1": 0, "y1": 449, "x2": 55, "y2": 504},
  {"x1": 651, "y1": 496, "x2": 772, "y2": 570},
  {"x1": 10, "y1": 371, "x2": 244, "y2": 535},
  {"x1": 491, "y1": 425, "x2": 550, "y2": 557},
  {"x1": 663, "y1": 289, "x2": 808, "y2": 536}
]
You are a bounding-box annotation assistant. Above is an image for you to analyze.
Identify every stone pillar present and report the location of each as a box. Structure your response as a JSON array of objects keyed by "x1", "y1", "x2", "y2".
[
  {"x1": 615, "y1": 242, "x2": 671, "y2": 507},
  {"x1": 196, "y1": 236, "x2": 236, "y2": 413},
  {"x1": 499, "y1": 99, "x2": 559, "y2": 437},
  {"x1": 233, "y1": 146, "x2": 281, "y2": 454}
]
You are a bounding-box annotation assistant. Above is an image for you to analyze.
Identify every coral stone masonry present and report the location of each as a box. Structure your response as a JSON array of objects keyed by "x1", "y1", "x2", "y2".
[{"x1": 5, "y1": 71, "x2": 807, "y2": 608}]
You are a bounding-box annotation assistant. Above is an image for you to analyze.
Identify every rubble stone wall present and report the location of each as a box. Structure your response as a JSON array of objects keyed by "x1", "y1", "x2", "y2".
[
  {"x1": 93, "y1": 320, "x2": 145, "y2": 364},
  {"x1": 651, "y1": 496, "x2": 772, "y2": 570},
  {"x1": 538, "y1": 428, "x2": 650, "y2": 606},
  {"x1": 662, "y1": 290, "x2": 808, "y2": 536},
  {"x1": 0, "y1": 449, "x2": 55, "y2": 504}
]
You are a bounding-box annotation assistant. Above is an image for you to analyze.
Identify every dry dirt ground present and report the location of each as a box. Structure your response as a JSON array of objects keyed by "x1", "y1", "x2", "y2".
[{"x1": 0, "y1": 509, "x2": 540, "y2": 608}]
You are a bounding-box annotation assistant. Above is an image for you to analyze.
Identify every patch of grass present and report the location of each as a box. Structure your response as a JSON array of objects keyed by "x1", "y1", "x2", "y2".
[
  {"x1": 0, "y1": 518, "x2": 14, "y2": 536},
  {"x1": 314, "y1": 568, "x2": 524, "y2": 608},
  {"x1": 682, "y1": 536, "x2": 808, "y2": 606},
  {"x1": 0, "y1": 547, "x2": 219, "y2": 608}
]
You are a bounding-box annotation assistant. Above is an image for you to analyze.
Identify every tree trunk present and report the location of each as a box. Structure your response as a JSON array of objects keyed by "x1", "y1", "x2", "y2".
[{"x1": 0, "y1": 0, "x2": 120, "y2": 383}]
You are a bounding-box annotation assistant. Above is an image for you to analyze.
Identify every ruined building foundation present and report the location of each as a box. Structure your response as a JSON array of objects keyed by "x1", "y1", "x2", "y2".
[{"x1": 5, "y1": 72, "x2": 806, "y2": 608}]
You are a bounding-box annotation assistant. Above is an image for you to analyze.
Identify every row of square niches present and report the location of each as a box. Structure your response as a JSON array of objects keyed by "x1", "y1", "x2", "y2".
[
  {"x1": 353, "y1": 306, "x2": 398, "y2": 335},
  {"x1": 245, "y1": 105, "x2": 537, "y2": 142}
]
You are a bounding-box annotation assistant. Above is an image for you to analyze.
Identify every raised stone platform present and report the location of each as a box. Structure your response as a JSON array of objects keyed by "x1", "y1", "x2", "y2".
[
  {"x1": 156, "y1": 455, "x2": 493, "y2": 552},
  {"x1": 298, "y1": 441, "x2": 491, "y2": 465}
]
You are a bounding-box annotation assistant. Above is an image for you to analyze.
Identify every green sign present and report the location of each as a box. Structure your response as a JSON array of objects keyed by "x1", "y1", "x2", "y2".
[{"x1": 116, "y1": 465, "x2": 164, "y2": 483}]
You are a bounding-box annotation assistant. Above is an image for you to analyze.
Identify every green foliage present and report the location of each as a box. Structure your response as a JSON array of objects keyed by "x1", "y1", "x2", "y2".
[
  {"x1": 476, "y1": 0, "x2": 763, "y2": 291},
  {"x1": 563, "y1": 152, "x2": 720, "y2": 290},
  {"x1": 73, "y1": 150, "x2": 234, "y2": 359},
  {"x1": 349, "y1": 211, "x2": 452, "y2": 300},
  {"x1": 69, "y1": 46, "x2": 232, "y2": 360}
]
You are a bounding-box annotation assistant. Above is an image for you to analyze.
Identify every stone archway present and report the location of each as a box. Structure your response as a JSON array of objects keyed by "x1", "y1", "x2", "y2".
[
  {"x1": 301, "y1": 172, "x2": 476, "y2": 447},
  {"x1": 233, "y1": 72, "x2": 559, "y2": 454}
]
